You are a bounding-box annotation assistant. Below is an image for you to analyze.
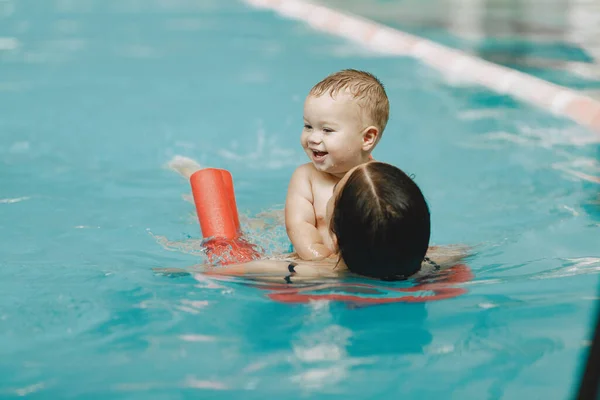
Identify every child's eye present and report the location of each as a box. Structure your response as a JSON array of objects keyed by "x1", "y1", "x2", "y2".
[
  {"x1": 303, "y1": 124, "x2": 312, "y2": 130},
  {"x1": 323, "y1": 128, "x2": 334, "y2": 133}
]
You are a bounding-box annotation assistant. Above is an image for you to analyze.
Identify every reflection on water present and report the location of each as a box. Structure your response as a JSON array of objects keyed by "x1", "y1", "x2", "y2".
[
  {"x1": 225, "y1": 300, "x2": 432, "y2": 394},
  {"x1": 452, "y1": 296, "x2": 564, "y2": 399}
]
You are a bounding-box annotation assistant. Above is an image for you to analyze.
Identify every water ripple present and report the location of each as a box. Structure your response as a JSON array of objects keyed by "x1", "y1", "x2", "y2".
[{"x1": 467, "y1": 257, "x2": 600, "y2": 286}]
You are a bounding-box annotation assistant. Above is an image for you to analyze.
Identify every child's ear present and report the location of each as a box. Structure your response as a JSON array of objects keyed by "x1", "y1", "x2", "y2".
[{"x1": 362, "y1": 126, "x2": 379, "y2": 151}]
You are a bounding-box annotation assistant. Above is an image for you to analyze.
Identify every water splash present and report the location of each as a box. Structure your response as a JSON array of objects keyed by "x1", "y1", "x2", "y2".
[
  {"x1": 149, "y1": 206, "x2": 290, "y2": 264},
  {"x1": 236, "y1": 206, "x2": 293, "y2": 257},
  {"x1": 165, "y1": 155, "x2": 202, "y2": 179},
  {"x1": 0, "y1": 196, "x2": 30, "y2": 204},
  {"x1": 217, "y1": 123, "x2": 301, "y2": 170},
  {"x1": 149, "y1": 230, "x2": 206, "y2": 257}
]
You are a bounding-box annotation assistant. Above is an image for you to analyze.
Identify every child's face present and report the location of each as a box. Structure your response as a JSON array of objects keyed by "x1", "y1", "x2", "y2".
[{"x1": 302, "y1": 92, "x2": 370, "y2": 178}]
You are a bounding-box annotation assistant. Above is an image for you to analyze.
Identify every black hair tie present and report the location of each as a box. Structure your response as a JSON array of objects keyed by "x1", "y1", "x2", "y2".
[
  {"x1": 424, "y1": 256, "x2": 441, "y2": 271},
  {"x1": 284, "y1": 262, "x2": 298, "y2": 284}
]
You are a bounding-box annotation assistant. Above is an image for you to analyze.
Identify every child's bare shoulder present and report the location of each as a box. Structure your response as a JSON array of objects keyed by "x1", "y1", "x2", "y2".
[
  {"x1": 291, "y1": 163, "x2": 322, "y2": 184},
  {"x1": 288, "y1": 163, "x2": 335, "y2": 199},
  {"x1": 293, "y1": 162, "x2": 316, "y2": 175}
]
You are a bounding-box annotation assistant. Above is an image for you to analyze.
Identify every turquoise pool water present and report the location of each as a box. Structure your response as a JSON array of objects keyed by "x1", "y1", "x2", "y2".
[{"x1": 1, "y1": 0, "x2": 599, "y2": 398}]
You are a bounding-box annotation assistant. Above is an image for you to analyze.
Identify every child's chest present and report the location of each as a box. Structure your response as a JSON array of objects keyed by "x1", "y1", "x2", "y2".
[{"x1": 310, "y1": 178, "x2": 336, "y2": 225}]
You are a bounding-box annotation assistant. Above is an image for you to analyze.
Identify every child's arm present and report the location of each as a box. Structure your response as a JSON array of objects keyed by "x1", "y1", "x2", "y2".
[{"x1": 285, "y1": 165, "x2": 332, "y2": 261}]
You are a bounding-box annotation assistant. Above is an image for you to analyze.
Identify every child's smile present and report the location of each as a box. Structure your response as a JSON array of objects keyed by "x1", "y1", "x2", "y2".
[
  {"x1": 301, "y1": 91, "x2": 370, "y2": 177},
  {"x1": 310, "y1": 149, "x2": 328, "y2": 163}
]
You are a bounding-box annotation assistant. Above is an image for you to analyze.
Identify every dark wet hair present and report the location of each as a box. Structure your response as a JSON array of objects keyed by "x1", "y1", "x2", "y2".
[{"x1": 330, "y1": 162, "x2": 430, "y2": 280}]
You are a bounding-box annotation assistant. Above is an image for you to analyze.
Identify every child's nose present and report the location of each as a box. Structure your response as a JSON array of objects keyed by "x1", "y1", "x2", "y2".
[{"x1": 308, "y1": 131, "x2": 322, "y2": 144}]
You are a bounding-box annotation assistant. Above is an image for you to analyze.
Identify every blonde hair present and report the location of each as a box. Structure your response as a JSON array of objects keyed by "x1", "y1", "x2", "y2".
[{"x1": 309, "y1": 69, "x2": 390, "y2": 134}]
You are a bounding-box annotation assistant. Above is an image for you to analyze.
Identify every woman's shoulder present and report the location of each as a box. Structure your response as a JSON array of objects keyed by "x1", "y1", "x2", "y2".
[{"x1": 414, "y1": 244, "x2": 471, "y2": 278}]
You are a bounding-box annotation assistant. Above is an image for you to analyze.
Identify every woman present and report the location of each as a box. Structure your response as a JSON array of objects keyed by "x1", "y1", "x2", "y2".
[{"x1": 202, "y1": 162, "x2": 466, "y2": 283}]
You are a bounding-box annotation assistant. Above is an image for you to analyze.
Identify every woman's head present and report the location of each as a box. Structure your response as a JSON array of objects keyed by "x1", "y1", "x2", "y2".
[{"x1": 328, "y1": 162, "x2": 430, "y2": 280}]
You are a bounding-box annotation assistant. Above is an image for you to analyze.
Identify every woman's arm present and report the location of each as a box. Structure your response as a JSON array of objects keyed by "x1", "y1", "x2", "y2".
[
  {"x1": 153, "y1": 257, "x2": 342, "y2": 282},
  {"x1": 426, "y1": 244, "x2": 471, "y2": 268},
  {"x1": 207, "y1": 259, "x2": 341, "y2": 280}
]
